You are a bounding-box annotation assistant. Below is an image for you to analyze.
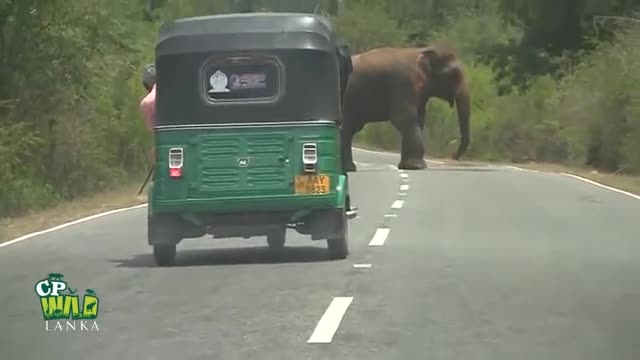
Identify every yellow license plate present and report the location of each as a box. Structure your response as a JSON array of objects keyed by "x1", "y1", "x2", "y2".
[{"x1": 294, "y1": 175, "x2": 330, "y2": 195}]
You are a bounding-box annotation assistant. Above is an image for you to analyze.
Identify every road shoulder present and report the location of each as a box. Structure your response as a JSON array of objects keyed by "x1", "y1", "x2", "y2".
[
  {"x1": 352, "y1": 142, "x2": 640, "y2": 197},
  {"x1": 0, "y1": 183, "x2": 147, "y2": 244},
  {"x1": 3, "y1": 145, "x2": 638, "y2": 245}
]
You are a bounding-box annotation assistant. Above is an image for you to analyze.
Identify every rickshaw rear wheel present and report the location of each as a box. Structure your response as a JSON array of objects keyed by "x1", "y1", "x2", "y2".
[
  {"x1": 153, "y1": 244, "x2": 176, "y2": 266},
  {"x1": 266, "y1": 227, "x2": 286, "y2": 249},
  {"x1": 327, "y1": 209, "x2": 349, "y2": 260},
  {"x1": 148, "y1": 214, "x2": 180, "y2": 266}
]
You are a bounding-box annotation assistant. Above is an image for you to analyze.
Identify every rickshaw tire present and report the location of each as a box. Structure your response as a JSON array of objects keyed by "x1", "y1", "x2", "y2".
[
  {"x1": 153, "y1": 244, "x2": 176, "y2": 266},
  {"x1": 327, "y1": 209, "x2": 349, "y2": 260},
  {"x1": 267, "y1": 227, "x2": 286, "y2": 249}
]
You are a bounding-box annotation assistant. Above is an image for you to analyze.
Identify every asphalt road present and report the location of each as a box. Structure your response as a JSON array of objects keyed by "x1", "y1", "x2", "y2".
[{"x1": 1, "y1": 147, "x2": 639, "y2": 360}]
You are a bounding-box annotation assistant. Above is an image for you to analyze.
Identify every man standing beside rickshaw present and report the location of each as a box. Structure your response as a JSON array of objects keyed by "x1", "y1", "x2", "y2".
[{"x1": 139, "y1": 63, "x2": 157, "y2": 164}]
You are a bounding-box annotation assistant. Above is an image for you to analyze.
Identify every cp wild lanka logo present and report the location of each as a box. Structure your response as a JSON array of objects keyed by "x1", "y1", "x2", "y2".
[{"x1": 35, "y1": 273, "x2": 100, "y2": 332}]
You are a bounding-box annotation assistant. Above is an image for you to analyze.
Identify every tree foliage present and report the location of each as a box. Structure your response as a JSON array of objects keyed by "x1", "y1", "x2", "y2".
[{"x1": 1, "y1": 0, "x2": 639, "y2": 218}]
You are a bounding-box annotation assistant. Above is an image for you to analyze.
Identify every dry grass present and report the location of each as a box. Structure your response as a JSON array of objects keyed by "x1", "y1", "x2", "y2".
[{"x1": 0, "y1": 182, "x2": 148, "y2": 244}]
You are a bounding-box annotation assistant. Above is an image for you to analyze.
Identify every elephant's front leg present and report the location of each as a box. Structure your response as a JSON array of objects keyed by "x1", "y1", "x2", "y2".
[
  {"x1": 392, "y1": 106, "x2": 427, "y2": 171},
  {"x1": 398, "y1": 123, "x2": 427, "y2": 170}
]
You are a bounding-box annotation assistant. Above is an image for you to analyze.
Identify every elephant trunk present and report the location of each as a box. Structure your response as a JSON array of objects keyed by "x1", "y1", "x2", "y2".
[{"x1": 452, "y1": 86, "x2": 470, "y2": 160}]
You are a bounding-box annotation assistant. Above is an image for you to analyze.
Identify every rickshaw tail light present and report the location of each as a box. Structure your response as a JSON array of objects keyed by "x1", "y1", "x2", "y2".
[
  {"x1": 170, "y1": 168, "x2": 182, "y2": 178},
  {"x1": 168, "y1": 147, "x2": 184, "y2": 178},
  {"x1": 302, "y1": 143, "x2": 317, "y2": 172}
]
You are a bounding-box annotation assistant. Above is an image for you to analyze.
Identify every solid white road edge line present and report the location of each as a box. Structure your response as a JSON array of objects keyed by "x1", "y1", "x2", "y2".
[
  {"x1": 0, "y1": 203, "x2": 148, "y2": 249},
  {"x1": 392, "y1": 200, "x2": 404, "y2": 209},
  {"x1": 307, "y1": 297, "x2": 354, "y2": 344},
  {"x1": 502, "y1": 165, "x2": 639, "y2": 201},
  {"x1": 562, "y1": 173, "x2": 640, "y2": 200},
  {"x1": 369, "y1": 228, "x2": 390, "y2": 246}
]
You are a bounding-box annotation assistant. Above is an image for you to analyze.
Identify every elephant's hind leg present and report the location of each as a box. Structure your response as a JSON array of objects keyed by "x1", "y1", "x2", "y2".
[{"x1": 341, "y1": 118, "x2": 363, "y2": 172}]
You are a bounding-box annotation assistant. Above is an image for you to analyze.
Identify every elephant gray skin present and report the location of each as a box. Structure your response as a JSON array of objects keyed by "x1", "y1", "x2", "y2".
[{"x1": 340, "y1": 45, "x2": 471, "y2": 171}]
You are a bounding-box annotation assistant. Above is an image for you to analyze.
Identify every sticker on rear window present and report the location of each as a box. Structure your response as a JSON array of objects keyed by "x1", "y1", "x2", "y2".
[
  {"x1": 208, "y1": 70, "x2": 230, "y2": 93},
  {"x1": 229, "y1": 73, "x2": 266, "y2": 90},
  {"x1": 203, "y1": 57, "x2": 281, "y2": 103}
]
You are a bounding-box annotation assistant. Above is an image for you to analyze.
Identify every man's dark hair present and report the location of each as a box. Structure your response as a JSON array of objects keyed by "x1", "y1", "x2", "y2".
[{"x1": 142, "y1": 63, "x2": 156, "y2": 91}]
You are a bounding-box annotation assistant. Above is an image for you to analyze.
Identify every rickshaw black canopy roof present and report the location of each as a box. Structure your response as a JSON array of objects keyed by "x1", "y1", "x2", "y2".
[
  {"x1": 152, "y1": 13, "x2": 346, "y2": 126},
  {"x1": 156, "y1": 12, "x2": 338, "y2": 56}
]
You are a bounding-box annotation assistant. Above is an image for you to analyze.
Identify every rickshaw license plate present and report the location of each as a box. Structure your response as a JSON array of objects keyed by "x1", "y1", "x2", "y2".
[{"x1": 294, "y1": 175, "x2": 330, "y2": 195}]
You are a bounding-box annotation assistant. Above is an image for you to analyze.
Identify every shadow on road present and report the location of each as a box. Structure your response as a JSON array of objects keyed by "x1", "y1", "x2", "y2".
[{"x1": 109, "y1": 245, "x2": 335, "y2": 268}]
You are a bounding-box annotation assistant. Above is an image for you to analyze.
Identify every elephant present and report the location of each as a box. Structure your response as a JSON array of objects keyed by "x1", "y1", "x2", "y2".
[{"x1": 340, "y1": 45, "x2": 471, "y2": 171}]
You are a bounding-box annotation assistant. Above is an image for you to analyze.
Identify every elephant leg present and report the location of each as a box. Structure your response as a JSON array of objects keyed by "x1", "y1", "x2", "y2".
[
  {"x1": 391, "y1": 106, "x2": 426, "y2": 170},
  {"x1": 417, "y1": 101, "x2": 427, "y2": 132},
  {"x1": 341, "y1": 119, "x2": 363, "y2": 172},
  {"x1": 417, "y1": 101, "x2": 428, "y2": 158},
  {"x1": 398, "y1": 123, "x2": 426, "y2": 170}
]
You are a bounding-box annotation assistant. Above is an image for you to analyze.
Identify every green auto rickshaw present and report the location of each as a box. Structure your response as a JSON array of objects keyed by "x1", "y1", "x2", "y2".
[{"x1": 146, "y1": 12, "x2": 356, "y2": 266}]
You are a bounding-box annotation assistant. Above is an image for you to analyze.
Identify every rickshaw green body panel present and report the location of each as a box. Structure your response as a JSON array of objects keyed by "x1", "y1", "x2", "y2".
[{"x1": 148, "y1": 123, "x2": 348, "y2": 214}]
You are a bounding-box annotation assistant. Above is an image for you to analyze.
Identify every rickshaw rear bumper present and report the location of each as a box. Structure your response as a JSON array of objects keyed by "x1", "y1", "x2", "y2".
[
  {"x1": 151, "y1": 193, "x2": 341, "y2": 214},
  {"x1": 147, "y1": 192, "x2": 347, "y2": 243}
]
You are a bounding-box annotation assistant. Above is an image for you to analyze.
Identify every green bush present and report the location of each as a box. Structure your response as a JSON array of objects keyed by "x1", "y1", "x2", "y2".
[
  {"x1": 0, "y1": 0, "x2": 157, "y2": 218},
  {"x1": 2, "y1": 0, "x2": 640, "y2": 221}
]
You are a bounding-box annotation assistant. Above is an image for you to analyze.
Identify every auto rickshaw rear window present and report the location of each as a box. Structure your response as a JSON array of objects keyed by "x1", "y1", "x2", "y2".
[{"x1": 203, "y1": 56, "x2": 281, "y2": 103}]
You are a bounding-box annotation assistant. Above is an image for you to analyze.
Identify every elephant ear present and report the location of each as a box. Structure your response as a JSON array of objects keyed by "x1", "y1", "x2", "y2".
[
  {"x1": 417, "y1": 48, "x2": 439, "y2": 77},
  {"x1": 418, "y1": 46, "x2": 460, "y2": 80}
]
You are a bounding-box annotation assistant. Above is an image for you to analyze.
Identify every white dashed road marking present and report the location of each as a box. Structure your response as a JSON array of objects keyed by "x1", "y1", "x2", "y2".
[
  {"x1": 384, "y1": 214, "x2": 397, "y2": 218},
  {"x1": 391, "y1": 200, "x2": 404, "y2": 209},
  {"x1": 400, "y1": 184, "x2": 409, "y2": 191},
  {"x1": 353, "y1": 263, "x2": 372, "y2": 269},
  {"x1": 369, "y1": 228, "x2": 390, "y2": 246},
  {"x1": 400, "y1": 173, "x2": 409, "y2": 179},
  {"x1": 397, "y1": 192, "x2": 406, "y2": 196},
  {"x1": 307, "y1": 297, "x2": 354, "y2": 344}
]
